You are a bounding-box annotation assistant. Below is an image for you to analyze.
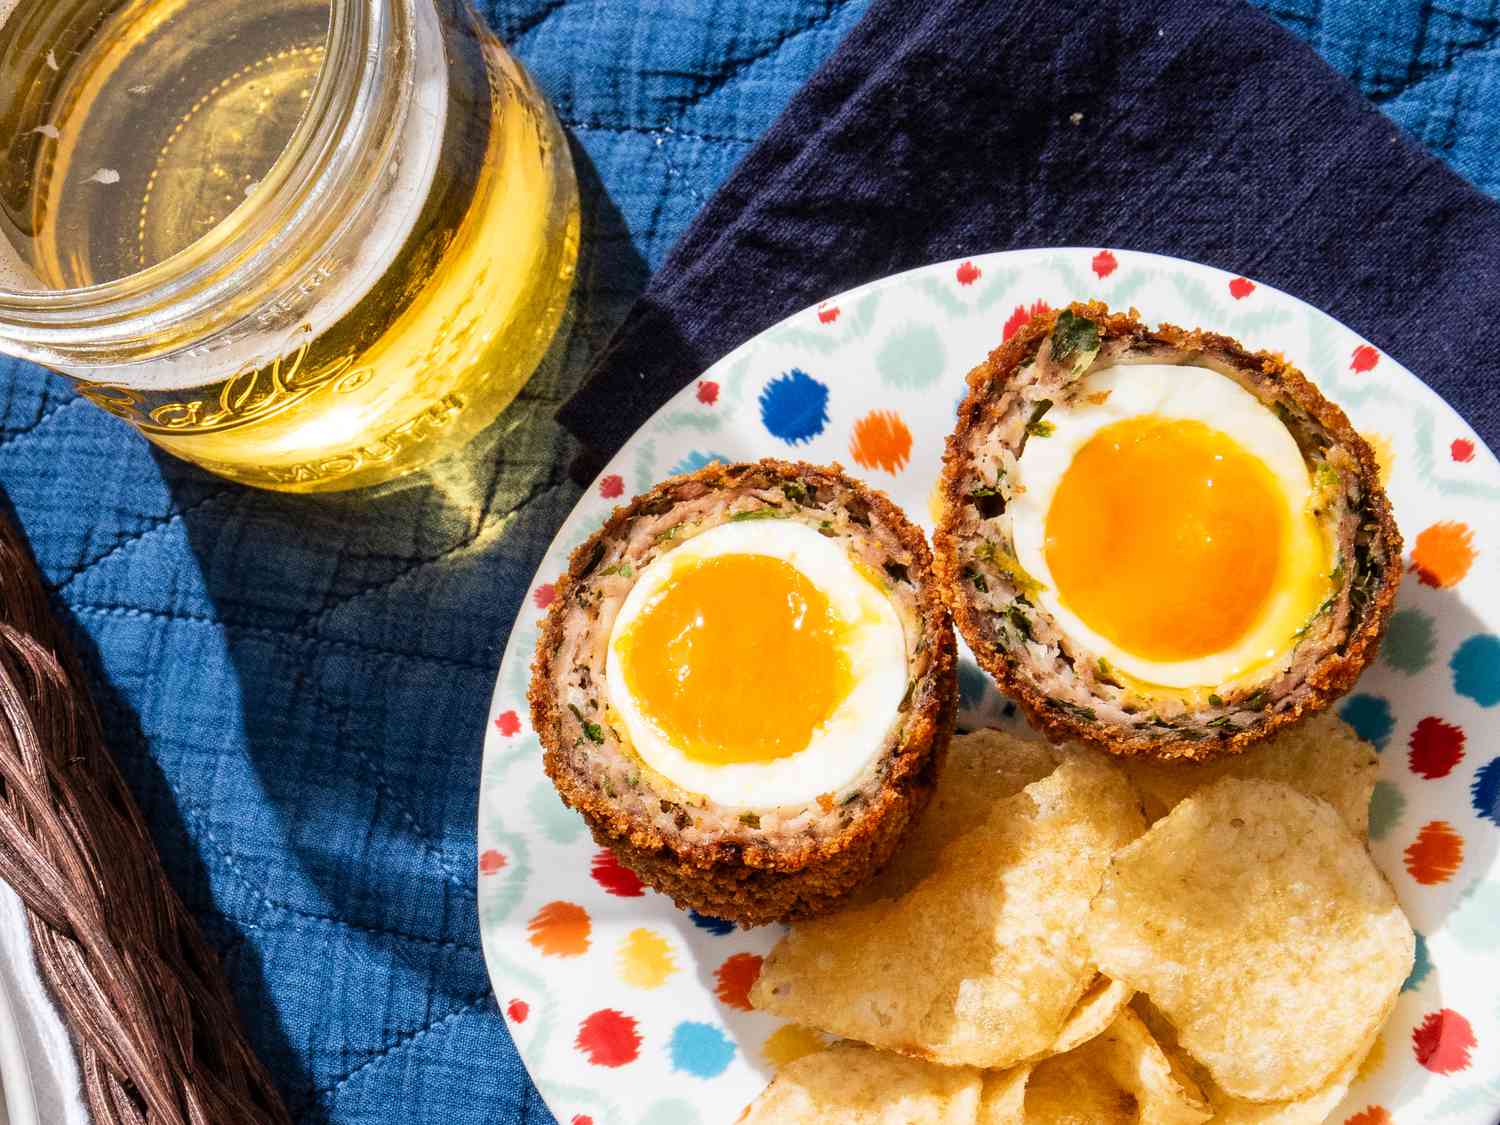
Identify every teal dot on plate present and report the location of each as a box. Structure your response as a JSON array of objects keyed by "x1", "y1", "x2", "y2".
[
  {"x1": 1448, "y1": 879, "x2": 1500, "y2": 953},
  {"x1": 1367, "y1": 780, "x2": 1406, "y2": 842},
  {"x1": 639, "y1": 1099, "x2": 701, "y2": 1125},
  {"x1": 1402, "y1": 931, "x2": 1432, "y2": 992},
  {"x1": 669, "y1": 1021, "x2": 736, "y2": 1078},
  {"x1": 1451, "y1": 634, "x2": 1500, "y2": 706},
  {"x1": 528, "y1": 780, "x2": 586, "y2": 845},
  {"x1": 1338, "y1": 693, "x2": 1394, "y2": 750},
  {"x1": 1383, "y1": 608, "x2": 1437, "y2": 675},
  {"x1": 876, "y1": 322, "x2": 947, "y2": 390}
]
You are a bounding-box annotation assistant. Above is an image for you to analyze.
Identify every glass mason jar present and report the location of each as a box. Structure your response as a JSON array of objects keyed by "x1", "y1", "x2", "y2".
[{"x1": 0, "y1": 0, "x2": 579, "y2": 492}]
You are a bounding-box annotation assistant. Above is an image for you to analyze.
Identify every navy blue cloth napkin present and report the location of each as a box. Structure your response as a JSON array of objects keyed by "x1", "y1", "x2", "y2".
[{"x1": 558, "y1": 0, "x2": 1500, "y2": 458}]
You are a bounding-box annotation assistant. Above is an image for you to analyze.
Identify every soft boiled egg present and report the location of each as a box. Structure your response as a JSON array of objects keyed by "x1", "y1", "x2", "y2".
[
  {"x1": 1008, "y1": 363, "x2": 1335, "y2": 692},
  {"x1": 606, "y1": 519, "x2": 908, "y2": 807}
]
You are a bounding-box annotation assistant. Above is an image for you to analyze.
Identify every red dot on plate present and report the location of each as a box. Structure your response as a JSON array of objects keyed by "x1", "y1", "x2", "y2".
[
  {"x1": 600, "y1": 474, "x2": 625, "y2": 499},
  {"x1": 1351, "y1": 344, "x2": 1380, "y2": 373},
  {"x1": 1408, "y1": 717, "x2": 1466, "y2": 780},
  {"x1": 591, "y1": 848, "x2": 645, "y2": 897},
  {"x1": 956, "y1": 260, "x2": 981, "y2": 286},
  {"x1": 817, "y1": 303, "x2": 840, "y2": 324},
  {"x1": 576, "y1": 1009, "x2": 641, "y2": 1067},
  {"x1": 571, "y1": 1117, "x2": 593, "y2": 1125},
  {"x1": 494, "y1": 710, "x2": 521, "y2": 737},
  {"x1": 1451, "y1": 438, "x2": 1475, "y2": 463},
  {"x1": 697, "y1": 380, "x2": 720, "y2": 405},
  {"x1": 1003, "y1": 299, "x2": 1051, "y2": 342},
  {"x1": 1228, "y1": 277, "x2": 1255, "y2": 299},
  {"x1": 479, "y1": 849, "x2": 508, "y2": 876},
  {"x1": 1092, "y1": 249, "x2": 1117, "y2": 278},
  {"x1": 533, "y1": 583, "x2": 557, "y2": 610},
  {"x1": 1412, "y1": 1008, "x2": 1476, "y2": 1074},
  {"x1": 507, "y1": 998, "x2": 529, "y2": 1023}
]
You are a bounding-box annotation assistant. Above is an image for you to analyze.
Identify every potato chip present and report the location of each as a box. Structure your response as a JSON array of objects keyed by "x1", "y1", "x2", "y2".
[
  {"x1": 1131, "y1": 996, "x2": 1363, "y2": 1124},
  {"x1": 751, "y1": 751, "x2": 1145, "y2": 1068},
  {"x1": 856, "y1": 729, "x2": 1057, "y2": 903},
  {"x1": 1090, "y1": 1007, "x2": 1213, "y2": 1124},
  {"x1": 1120, "y1": 712, "x2": 1377, "y2": 837},
  {"x1": 976, "y1": 1066, "x2": 1030, "y2": 1125},
  {"x1": 1089, "y1": 778, "x2": 1413, "y2": 1101},
  {"x1": 1024, "y1": 1045, "x2": 1137, "y2": 1125},
  {"x1": 735, "y1": 1041, "x2": 981, "y2": 1124},
  {"x1": 1041, "y1": 973, "x2": 1133, "y2": 1059}
]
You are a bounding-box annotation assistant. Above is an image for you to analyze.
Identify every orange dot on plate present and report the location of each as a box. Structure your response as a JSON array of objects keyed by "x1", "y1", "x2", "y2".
[
  {"x1": 1343, "y1": 1107, "x2": 1391, "y2": 1125},
  {"x1": 1410, "y1": 521, "x2": 1476, "y2": 588},
  {"x1": 850, "y1": 410, "x2": 913, "y2": 473},
  {"x1": 527, "y1": 901, "x2": 592, "y2": 957},
  {"x1": 714, "y1": 952, "x2": 763, "y2": 1011},
  {"x1": 1404, "y1": 821, "x2": 1464, "y2": 885}
]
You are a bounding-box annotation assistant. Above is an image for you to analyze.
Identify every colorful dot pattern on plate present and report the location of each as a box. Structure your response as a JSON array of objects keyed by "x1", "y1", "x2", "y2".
[{"x1": 477, "y1": 249, "x2": 1500, "y2": 1124}]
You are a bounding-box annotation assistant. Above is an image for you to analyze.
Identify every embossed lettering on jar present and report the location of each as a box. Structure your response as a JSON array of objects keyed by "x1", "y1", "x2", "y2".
[{"x1": 0, "y1": 0, "x2": 579, "y2": 491}]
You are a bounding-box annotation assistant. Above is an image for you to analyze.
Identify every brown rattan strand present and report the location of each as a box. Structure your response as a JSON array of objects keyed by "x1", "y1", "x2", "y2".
[{"x1": 0, "y1": 508, "x2": 291, "y2": 1125}]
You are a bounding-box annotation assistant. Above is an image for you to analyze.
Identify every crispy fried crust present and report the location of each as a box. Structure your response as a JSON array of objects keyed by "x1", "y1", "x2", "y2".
[
  {"x1": 531, "y1": 459, "x2": 957, "y2": 925},
  {"x1": 935, "y1": 302, "x2": 1401, "y2": 761}
]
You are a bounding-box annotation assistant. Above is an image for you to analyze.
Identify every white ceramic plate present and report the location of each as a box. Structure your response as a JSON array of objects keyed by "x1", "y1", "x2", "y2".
[{"x1": 478, "y1": 248, "x2": 1500, "y2": 1125}]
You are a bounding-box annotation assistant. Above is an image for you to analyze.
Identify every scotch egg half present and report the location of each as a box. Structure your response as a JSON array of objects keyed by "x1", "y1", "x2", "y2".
[
  {"x1": 532, "y1": 460, "x2": 956, "y2": 924},
  {"x1": 937, "y1": 303, "x2": 1401, "y2": 759}
]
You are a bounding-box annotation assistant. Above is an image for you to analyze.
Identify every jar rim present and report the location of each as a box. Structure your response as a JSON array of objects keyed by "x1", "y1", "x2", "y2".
[{"x1": 0, "y1": 0, "x2": 412, "y2": 358}]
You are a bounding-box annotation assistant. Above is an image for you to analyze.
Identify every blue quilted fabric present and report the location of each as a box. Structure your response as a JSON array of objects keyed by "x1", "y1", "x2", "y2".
[{"x1": 0, "y1": 2, "x2": 1493, "y2": 1123}]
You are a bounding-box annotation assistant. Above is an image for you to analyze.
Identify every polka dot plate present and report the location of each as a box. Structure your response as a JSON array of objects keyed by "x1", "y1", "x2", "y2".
[{"x1": 478, "y1": 248, "x2": 1500, "y2": 1125}]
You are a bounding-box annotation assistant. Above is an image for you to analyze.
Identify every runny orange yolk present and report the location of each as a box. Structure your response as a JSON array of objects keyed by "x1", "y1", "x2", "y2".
[
  {"x1": 1044, "y1": 416, "x2": 1290, "y2": 663},
  {"x1": 616, "y1": 553, "x2": 854, "y2": 765}
]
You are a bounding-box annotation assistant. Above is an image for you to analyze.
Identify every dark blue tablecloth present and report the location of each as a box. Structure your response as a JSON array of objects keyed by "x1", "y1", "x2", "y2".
[{"x1": 0, "y1": 1, "x2": 1495, "y2": 1122}]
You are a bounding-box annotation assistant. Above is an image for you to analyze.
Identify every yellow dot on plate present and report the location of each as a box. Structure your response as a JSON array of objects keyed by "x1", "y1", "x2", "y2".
[
  {"x1": 927, "y1": 478, "x2": 946, "y2": 528},
  {"x1": 617, "y1": 927, "x2": 676, "y2": 989},
  {"x1": 762, "y1": 1023, "x2": 826, "y2": 1068},
  {"x1": 1356, "y1": 1031, "x2": 1386, "y2": 1084},
  {"x1": 1362, "y1": 431, "x2": 1395, "y2": 487}
]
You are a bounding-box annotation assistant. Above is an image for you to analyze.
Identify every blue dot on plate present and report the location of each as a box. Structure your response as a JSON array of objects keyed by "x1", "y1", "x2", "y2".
[
  {"x1": 1338, "y1": 693, "x2": 1394, "y2": 750},
  {"x1": 1402, "y1": 931, "x2": 1431, "y2": 992},
  {"x1": 688, "y1": 910, "x2": 734, "y2": 936},
  {"x1": 667, "y1": 450, "x2": 728, "y2": 477},
  {"x1": 958, "y1": 660, "x2": 991, "y2": 710},
  {"x1": 759, "y1": 369, "x2": 830, "y2": 445},
  {"x1": 1452, "y1": 634, "x2": 1500, "y2": 707},
  {"x1": 669, "y1": 1021, "x2": 736, "y2": 1078},
  {"x1": 1473, "y1": 757, "x2": 1500, "y2": 827}
]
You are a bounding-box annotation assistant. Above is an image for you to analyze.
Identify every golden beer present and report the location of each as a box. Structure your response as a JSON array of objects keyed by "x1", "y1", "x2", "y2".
[{"x1": 0, "y1": 0, "x2": 579, "y2": 492}]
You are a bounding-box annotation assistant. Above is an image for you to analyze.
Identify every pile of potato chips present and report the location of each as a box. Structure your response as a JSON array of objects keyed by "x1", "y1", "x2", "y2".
[{"x1": 741, "y1": 716, "x2": 1414, "y2": 1124}]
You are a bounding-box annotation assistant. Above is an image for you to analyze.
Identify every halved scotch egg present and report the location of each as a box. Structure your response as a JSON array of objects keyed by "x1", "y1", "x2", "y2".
[
  {"x1": 531, "y1": 460, "x2": 956, "y2": 924},
  {"x1": 935, "y1": 302, "x2": 1401, "y2": 760}
]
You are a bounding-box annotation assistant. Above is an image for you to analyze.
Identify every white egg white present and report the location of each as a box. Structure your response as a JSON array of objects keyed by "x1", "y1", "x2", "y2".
[
  {"x1": 605, "y1": 519, "x2": 908, "y2": 808},
  {"x1": 1008, "y1": 363, "x2": 1329, "y2": 690}
]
